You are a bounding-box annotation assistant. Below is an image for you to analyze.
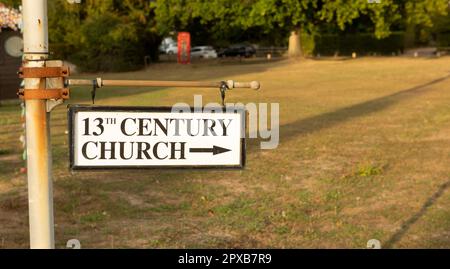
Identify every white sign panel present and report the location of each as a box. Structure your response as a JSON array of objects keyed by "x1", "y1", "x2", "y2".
[{"x1": 68, "y1": 106, "x2": 245, "y2": 169}]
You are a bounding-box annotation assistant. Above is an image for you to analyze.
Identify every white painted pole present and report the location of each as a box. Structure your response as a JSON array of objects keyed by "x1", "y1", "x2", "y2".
[{"x1": 22, "y1": 0, "x2": 55, "y2": 249}]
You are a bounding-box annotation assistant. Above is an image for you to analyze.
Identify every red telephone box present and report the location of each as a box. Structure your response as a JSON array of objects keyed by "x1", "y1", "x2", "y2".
[{"x1": 177, "y1": 32, "x2": 190, "y2": 64}]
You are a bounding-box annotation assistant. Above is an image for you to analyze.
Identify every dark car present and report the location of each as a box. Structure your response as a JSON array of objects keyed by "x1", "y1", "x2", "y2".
[{"x1": 218, "y1": 44, "x2": 256, "y2": 58}]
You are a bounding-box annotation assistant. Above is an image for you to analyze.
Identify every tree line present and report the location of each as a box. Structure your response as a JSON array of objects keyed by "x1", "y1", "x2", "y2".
[{"x1": 3, "y1": 0, "x2": 449, "y2": 71}]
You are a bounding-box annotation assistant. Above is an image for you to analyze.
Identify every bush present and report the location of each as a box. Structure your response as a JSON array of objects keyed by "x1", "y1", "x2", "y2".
[
  {"x1": 300, "y1": 31, "x2": 315, "y2": 56},
  {"x1": 66, "y1": 14, "x2": 153, "y2": 72}
]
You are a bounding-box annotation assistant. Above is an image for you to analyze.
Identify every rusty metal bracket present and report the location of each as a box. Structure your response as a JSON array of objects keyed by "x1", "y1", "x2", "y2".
[
  {"x1": 18, "y1": 61, "x2": 70, "y2": 112},
  {"x1": 47, "y1": 99, "x2": 65, "y2": 112},
  {"x1": 18, "y1": 88, "x2": 70, "y2": 100},
  {"x1": 46, "y1": 61, "x2": 68, "y2": 112},
  {"x1": 18, "y1": 66, "x2": 70, "y2": 78}
]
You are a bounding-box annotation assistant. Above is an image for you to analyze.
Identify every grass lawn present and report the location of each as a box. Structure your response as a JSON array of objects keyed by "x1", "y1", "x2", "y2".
[{"x1": 1, "y1": 56, "x2": 450, "y2": 248}]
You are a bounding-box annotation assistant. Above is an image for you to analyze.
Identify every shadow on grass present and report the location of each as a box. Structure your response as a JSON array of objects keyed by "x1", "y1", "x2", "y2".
[
  {"x1": 383, "y1": 180, "x2": 450, "y2": 248},
  {"x1": 246, "y1": 73, "x2": 450, "y2": 248},
  {"x1": 264, "y1": 73, "x2": 450, "y2": 149}
]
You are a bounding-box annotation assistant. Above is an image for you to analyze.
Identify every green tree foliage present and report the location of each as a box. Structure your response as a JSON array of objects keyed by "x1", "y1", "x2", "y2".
[
  {"x1": 151, "y1": 0, "x2": 285, "y2": 46},
  {"x1": 404, "y1": 0, "x2": 449, "y2": 27},
  {"x1": 152, "y1": 0, "x2": 448, "y2": 41},
  {"x1": 2, "y1": 0, "x2": 161, "y2": 71},
  {"x1": 431, "y1": 7, "x2": 450, "y2": 48},
  {"x1": 47, "y1": 0, "x2": 161, "y2": 72},
  {"x1": 402, "y1": 0, "x2": 449, "y2": 45}
]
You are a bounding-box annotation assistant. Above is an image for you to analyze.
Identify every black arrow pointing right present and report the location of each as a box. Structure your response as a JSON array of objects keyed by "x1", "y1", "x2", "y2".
[{"x1": 189, "y1": 145, "x2": 231, "y2": 155}]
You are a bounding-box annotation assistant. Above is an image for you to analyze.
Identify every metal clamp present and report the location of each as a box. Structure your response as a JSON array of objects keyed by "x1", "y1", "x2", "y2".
[
  {"x1": 219, "y1": 81, "x2": 228, "y2": 107},
  {"x1": 91, "y1": 78, "x2": 102, "y2": 104},
  {"x1": 18, "y1": 66, "x2": 70, "y2": 78},
  {"x1": 17, "y1": 88, "x2": 70, "y2": 100}
]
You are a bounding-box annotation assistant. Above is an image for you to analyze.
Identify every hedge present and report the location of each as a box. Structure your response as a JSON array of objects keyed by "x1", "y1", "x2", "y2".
[
  {"x1": 437, "y1": 32, "x2": 450, "y2": 49},
  {"x1": 310, "y1": 32, "x2": 405, "y2": 56}
]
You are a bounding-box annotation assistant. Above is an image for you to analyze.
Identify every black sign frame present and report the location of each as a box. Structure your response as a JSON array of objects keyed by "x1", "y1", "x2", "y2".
[{"x1": 68, "y1": 105, "x2": 246, "y2": 171}]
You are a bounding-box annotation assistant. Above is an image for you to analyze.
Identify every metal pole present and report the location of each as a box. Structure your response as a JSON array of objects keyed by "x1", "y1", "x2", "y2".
[{"x1": 22, "y1": 0, "x2": 54, "y2": 249}]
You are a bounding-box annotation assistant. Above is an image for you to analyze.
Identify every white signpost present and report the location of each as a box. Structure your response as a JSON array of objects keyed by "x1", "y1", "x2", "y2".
[{"x1": 69, "y1": 106, "x2": 246, "y2": 169}]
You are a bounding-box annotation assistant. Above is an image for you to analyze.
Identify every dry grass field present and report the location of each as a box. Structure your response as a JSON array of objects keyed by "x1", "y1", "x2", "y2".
[{"x1": 1, "y1": 56, "x2": 450, "y2": 248}]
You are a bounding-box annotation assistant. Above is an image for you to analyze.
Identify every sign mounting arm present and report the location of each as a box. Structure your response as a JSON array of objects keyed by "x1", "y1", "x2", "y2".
[{"x1": 66, "y1": 78, "x2": 260, "y2": 90}]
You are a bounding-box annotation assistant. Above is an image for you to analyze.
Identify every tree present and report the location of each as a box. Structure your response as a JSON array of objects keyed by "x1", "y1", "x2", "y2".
[
  {"x1": 46, "y1": 0, "x2": 161, "y2": 72},
  {"x1": 151, "y1": 0, "x2": 449, "y2": 57},
  {"x1": 401, "y1": 0, "x2": 449, "y2": 47}
]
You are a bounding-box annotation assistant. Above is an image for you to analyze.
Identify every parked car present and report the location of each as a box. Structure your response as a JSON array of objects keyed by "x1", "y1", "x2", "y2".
[
  {"x1": 218, "y1": 44, "x2": 256, "y2": 58},
  {"x1": 158, "y1": 37, "x2": 177, "y2": 54},
  {"x1": 165, "y1": 43, "x2": 178, "y2": 54},
  {"x1": 190, "y1": 46, "x2": 217, "y2": 59}
]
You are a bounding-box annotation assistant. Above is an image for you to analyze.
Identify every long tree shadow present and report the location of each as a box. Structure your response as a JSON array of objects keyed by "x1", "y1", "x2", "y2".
[
  {"x1": 383, "y1": 180, "x2": 450, "y2": 248},
  {"x1": 248, "y1": 73, "x2": 450, "y2": 150},
  {"x1": 246, "y1": 74, "x2": 450, "y2": 248}
]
